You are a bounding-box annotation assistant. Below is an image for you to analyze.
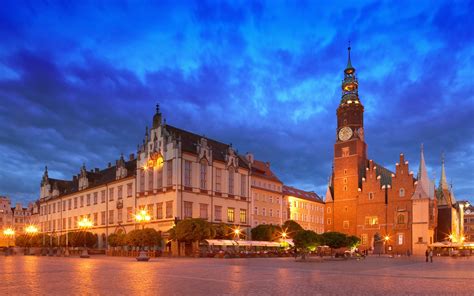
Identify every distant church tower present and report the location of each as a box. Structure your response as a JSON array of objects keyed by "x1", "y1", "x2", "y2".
[{"x1": 326, "y1": 46, "x2": 368, "y2": 234}]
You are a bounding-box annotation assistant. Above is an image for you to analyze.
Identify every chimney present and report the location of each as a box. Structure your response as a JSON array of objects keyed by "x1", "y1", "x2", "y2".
[
  {"x1": 129, "y1": 153, "x2": 135, "y2": 161},
  {"x1": 108, "y1": 162, "x2": 112, "y2": 168}
]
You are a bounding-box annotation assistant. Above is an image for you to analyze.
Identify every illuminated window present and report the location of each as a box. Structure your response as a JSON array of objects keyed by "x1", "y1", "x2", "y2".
[
  {"x1": 365, "y1": 216, "x2": 378, "y2": 226},
  {"x1": 361, "y1": 234, "x2": 368, "y2": 245},
  {"x1": 227, "y1": 208, "x2": 235, "y2": 222},
  {"x1": 398, "y1": 233, "x2": 404, "y2": 245},
  {"x1": 127, "y1": 207, "x2": 134, "y2": 221},
  {"x1": 240, "y1": 209, "x2": 247, "y2": 224}
]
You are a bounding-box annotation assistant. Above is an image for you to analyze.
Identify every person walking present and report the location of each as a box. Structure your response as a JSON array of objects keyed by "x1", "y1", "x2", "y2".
[
  {"x1": 429, "y1": 249, "x2": 433, "y2": 263},
  {"x1": 425, "y1": 249, "x2": 429, "y2": 262}
]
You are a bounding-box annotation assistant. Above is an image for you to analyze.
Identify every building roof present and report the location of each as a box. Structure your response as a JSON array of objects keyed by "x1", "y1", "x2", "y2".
[
  {"x1": 283, "y1": 185, "x2": 324, "y2": 203},
  {"x1": 251, "y1": 160, "x2": 282, "y2": 183},
  {"x1": 166, "y1": 124, "x2": 248, "y2": 169}
]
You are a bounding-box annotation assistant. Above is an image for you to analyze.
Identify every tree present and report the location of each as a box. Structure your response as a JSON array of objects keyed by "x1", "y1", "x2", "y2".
[
  {"x1": 251, "y1": 224, "x2": 280, "y2": 241},
  {"x1": 321, "y1": 232, "x2": 348, "y2": 254},
  {"x1": 282, "y1": 220, "x2": 303, "y2": 238},
  {"x1": 15, "y1": 234, "x2": 29, "y2": 247},
  {"x1": 175, "y1": 218, "x2": 213, "y2": 242},
  {"x1": 293, "y1": 230, "x2": 321, "y2": 259},
  {"x1": 126, "y1": 229, "x2": 162, "y2": 248},
  {"x1": 69, "y1": 231, "x2": 97, "y2": 248},
  {"x1": 213, "y1": 223, "x2": 232, "y2": 239},
  {"x1": 108, "y1": 233, "x2": 127, "y2": 247},
  {"x1": 345, "y1": 235, "x2": 361, "y2": 249}
]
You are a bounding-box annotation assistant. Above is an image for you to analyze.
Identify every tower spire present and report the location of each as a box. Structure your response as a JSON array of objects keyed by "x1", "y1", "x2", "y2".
[
  {"x1": 346, "y1": 41, "x2": 354, "y2": 71},
  {"x1": 341, "y1": 44, "x2": 359, "y2": 104},
  {"x1": 440, "y1": 153, "x2": 449, "y2": 189}
]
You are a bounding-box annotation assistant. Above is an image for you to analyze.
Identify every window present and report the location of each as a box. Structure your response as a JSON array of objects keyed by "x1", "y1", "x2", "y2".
[
  {"x1": 200, "y1": 203, "x2": 208, "y2": 219},
  {"x1": 344, "y1": 186, "x2": 347, "y2": 191},
  {"x1": 327, "y1": 207, "x2": 331, "y2": 214},
  {"x1": 117, "y1": 209, "x2": 123, "y2": 222},
  {"x1": 184, "y1": 160, "x2": 192, "y2": 187},
  {"x1": 109, "y1": 210, "x2": 114, "y2": 224},
  {"x1": 418, "y1": 237, "x2": 423, "y2": 243},
  {"x1": 342, "y1": 147, "x2": 350, "y2": 157},
  {"x1": 80, "y1": 196, "x2": 84, "y2": 207},
  {"x1": 74, "y1": 197, "x2": 78, "y2": 209},
  {"x1": 68, "y1": 217, "x2": 72, "y2": 229},
  {"x1": 63, "y1": 200, "x2": 66, "y2": 211},
  {"x1": 269, "y1": 196, "x2": 273, "y2": 203},
  {"x1": 139, "y1": 169, "x2": 145, "y2": 191},
  {"x1": 127, "y1": 183, "x2": 133, "y2": 197},
  {"x1": 368, "y1": 192, "x2": 374, "y2": 200},
  {"x1": 254, "y1": 207, "x2": 258, "y2": 215},
  {"x1": 344, "y1": 169, "x2": 347, "y2": 175},
  {"x1": 200, "y1": 161, "x2": 207, "y2": 189},
  {"x1": 365, "y1": 216, "x2": 379, "y2": 226},
  {"x1": 343, "y1": 178, "x2": 347, "y2": 184},
  {"x1": 327, "y1": 218, "x2": 332, "y2": 225},
  {"x1": 157, "y1": 169, "x2": 163, "y2": 189},
  {"x1": 215, "y1": 168, "x2": 222, "y2": 192},
  {"x1": 53, "y1": 203, "x2": 56, "y2": 213},
  {"x1": 101, "y1": 211, "x2": 106, "y2": 225},
  {"x1": 361, "y1": 234, "x2": 368, "y2": 245},
  {"x1": 93, "y1": 213, "x2": 98, "y2": 226},
  {"x1": 215, "y1": 206, "x2": 222, "y2": 221},
  {"x1": 93, "y1": 192, "x2": 98, "y2": 204},
  {"x1": 399, "y1": 188, "x2": 405, "y2": 197},
  {"x1": 228, "y1": 170, "x2": 234, "y2": 194},
  {"x1": 227, "y1": 208, "x2": 235, "y2": 222},
  {"x1": 68, "y1": 199, "x2": 72, "y2": 210},
  {"x1": 148, "y1": 169, "x2": 153, "y2": 190},
  {"x1": 262, "y1": 208, "x2": 266, "y2": 216},
  {"x1": 269, "y1": 209, "x2": 273, "y2": 217},
  {"x1": 343, "y1": 220, "x2": 349, "y2": 229},
  {"x1": 241, "y1": 175, "x2": 246, "y2": 197},
  {"x1": 109, "y1": 188, "x2": 114, "y2": 201},
  {"x1": 101, "y1": 190, "x2": 106, "y2": 203},
  {"x1": 127, "y1": 207, "x2": 133, "y2": 221},
  {"x1": 240, "y1": 209, "x2": 247, "y2": 224},
  {"x1": 167, "y1": 161, "x2": 173, "y2": 186},
  {"x1": 156, "y1": 202, "x2": 163, "y2": 219},
  {"x1": 166, "y1": 201, "x2": 173, "y2": 218},
  {"x1": 86, "y1": 194, "x2": 91, "y2": 206},
  {"x1": 184, "y1": 201, "x2": 193, "y2": 218},
  {"x1": 397, "y1": 214, "x2": 405, "y2": 224},
  {"x1": 118, "y1": 185, "x2": 123, "y2": 199},
  {"x1": 398, "y1": 233, "x2": 404, "y2": 245}
]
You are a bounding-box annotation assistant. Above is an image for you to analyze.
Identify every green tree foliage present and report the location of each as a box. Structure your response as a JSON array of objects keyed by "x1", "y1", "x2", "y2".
[
  {"x1": 282, "y1": 220, "x2": 304, "y2": 238},
  {"x1": 14, "y1": 234, "x2": 29, "y2": 247},
  {"x1": 126, "y1": 228, "x2": 162, "y2": 247},
  {"x1": 345, "y1": 235, "x2": 361, "y2": 249},
  {"x1": 293, "y1": 230, "x2": 321, "y2": 252},
  {"x1": 213, "y1": 223, "x2": 232, "y2": 239},
  {"x1": 251, "y1": 224, "x2": 280, "y2": 241},
  {"x1": 67, "y1": 231, "x2": 97, "y2": 248},
  {"x1": 321, "y1": 232, "x2": 350, "y2": 250},
  {"x1": 175, "y1": 218, "x2": 213, "y2": 242},
  {"x1": 108, "y1": 233, "x2": 127, "y2": 247}
]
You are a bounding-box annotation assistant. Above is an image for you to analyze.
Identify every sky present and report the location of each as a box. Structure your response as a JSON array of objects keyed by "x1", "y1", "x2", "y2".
[{"x1": 0, "y1": 0, "x2": 473, "y2": 205}]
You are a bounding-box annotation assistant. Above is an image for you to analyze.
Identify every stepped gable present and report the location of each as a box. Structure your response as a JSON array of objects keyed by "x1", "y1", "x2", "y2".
[
  {"x1": 283, "y1": 185, "x2": 324, "y2": 203},
  {"x1": 166, "y1": 124, "x2": 248, "y2": 168}
]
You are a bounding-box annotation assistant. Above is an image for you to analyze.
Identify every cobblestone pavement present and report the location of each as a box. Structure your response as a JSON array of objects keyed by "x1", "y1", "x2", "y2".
[{"x1": 1, "y1": 255, "x2": 473, "y2": 296}]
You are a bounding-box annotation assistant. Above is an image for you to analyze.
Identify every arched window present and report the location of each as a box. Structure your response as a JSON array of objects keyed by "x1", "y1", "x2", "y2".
[{"x1": 399, "y1": 188, "x2": 405, "y2": 197}]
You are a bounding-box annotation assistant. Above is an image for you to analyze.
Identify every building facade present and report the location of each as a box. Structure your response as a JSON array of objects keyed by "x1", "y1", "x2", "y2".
[
  {"x1": 463, "y1": 204, "x2": 474, "y2": 242},
  {"x1": 325, "y1": 47, "x2": 438, "y2": 254},
  {"x1": 283, "y1": 186, "x2": 325, "y2": 234}
]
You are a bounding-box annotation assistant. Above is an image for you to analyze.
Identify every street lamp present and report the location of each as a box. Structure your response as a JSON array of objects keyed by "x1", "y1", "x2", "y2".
[
  {"x1": 78, "y1": 217, "x2": 93, "y2": 258},
  {"x1": 232, "y1": 227, "x2": 242, "y2": 240},
  {"x1": 135, "y1": 209, "x2": 151, "y2": 261},
  {"x1": 25, "y1": 225, "x2": 38, "y2": 255},
  {"x1": 3, "y1": 228, "x2": 15, "y2": 256},
  {"x1": 384, "y1": 235, "x2": 390, "y2": 255}
]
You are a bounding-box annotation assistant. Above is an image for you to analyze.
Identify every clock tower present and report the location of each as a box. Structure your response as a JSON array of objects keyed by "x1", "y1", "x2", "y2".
[{"x1": 330, "y1": 46, "x2": 368, "y2": 234}]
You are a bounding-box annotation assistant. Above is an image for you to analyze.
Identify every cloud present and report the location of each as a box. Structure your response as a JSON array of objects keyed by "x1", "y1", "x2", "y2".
[{"x1": 0, "y1": 0, "x2": 473, "y2": 205}]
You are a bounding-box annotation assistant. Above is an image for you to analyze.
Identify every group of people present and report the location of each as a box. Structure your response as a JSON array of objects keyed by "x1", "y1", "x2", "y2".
[{"x1": 425, "y1": 248, "x2": 434, "y2": 263}]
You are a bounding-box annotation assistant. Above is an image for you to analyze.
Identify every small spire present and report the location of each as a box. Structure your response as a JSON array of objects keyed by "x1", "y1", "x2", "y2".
[
  {"x1": 440, "y1": 153, "x2": 449, "y2": 189},
  {"x1": 346, "y1": 41, "x2": 354, "y2": 70},
  {"x1": 156, "y1": 103, "x2": 160, "y2": 113}
]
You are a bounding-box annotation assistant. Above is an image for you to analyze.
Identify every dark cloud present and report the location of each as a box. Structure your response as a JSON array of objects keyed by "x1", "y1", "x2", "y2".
[{"x1": 0, "y1": 0, "x2": 472, "y2": 205}]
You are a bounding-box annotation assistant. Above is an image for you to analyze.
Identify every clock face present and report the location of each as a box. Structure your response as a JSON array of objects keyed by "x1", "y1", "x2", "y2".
[{"x1": 338, "y1": 127, "x2": 353, "y2": 141}]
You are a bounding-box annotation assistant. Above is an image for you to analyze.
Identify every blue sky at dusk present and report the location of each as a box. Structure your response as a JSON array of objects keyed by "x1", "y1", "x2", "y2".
[{"x1": 0, "y1": 0, "x2": 473, "y2": 204}]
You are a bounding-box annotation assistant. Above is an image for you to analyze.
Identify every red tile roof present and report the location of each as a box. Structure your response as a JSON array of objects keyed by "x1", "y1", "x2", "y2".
[
  {"x1": 283, "y1": 185, "x2": 324, "y2": 203},
  {"x1": 251, "y1": 160, "x2": 282, "y2": 183}
]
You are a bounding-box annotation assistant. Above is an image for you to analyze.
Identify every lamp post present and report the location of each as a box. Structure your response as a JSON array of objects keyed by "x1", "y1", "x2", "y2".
[
  {"x1": 135, "y1": 209, "x2": 151, "y2": 261},
  {"x1": 78, "y1": 217, "x2": 93, "y2": 258},
  {"x1": 384, "y1": 235, "x2": 390, "y2": 256},
  {"x1": 25, "y1": 225, "x2": 38, "y2": 255},
  {"x1": 3, "y1": 228, "x2": 15, "y2": 256}
]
